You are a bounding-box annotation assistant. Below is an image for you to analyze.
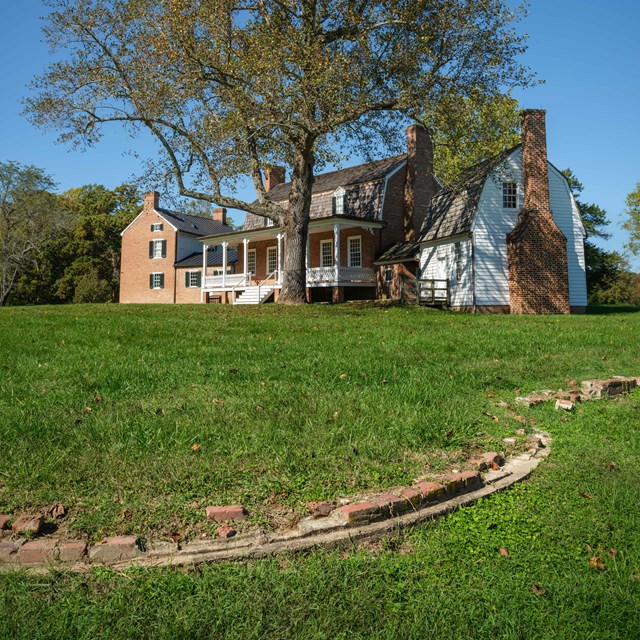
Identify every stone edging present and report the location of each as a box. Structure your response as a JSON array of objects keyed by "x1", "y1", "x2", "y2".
[{"x1": 0, "y1": 433, "x2": 551, "y2": 573}]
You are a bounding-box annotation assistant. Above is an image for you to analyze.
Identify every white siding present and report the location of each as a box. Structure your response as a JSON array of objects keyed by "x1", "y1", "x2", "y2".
[
  {"x1": 419, "y1": 237, "x2": 473, "y2": 306},
  {"x1": 471, "y1": 148, "x2": 587, "y2": 308},
  {"x1": 176, "y1": 233, "x2": 205, "y2": 261},
  {"x1": 548, "y1": 166, "x2": 588, "y2": 307},
  {"x1": 472, "y1": 150, "x2": 522, "y2": 306}
]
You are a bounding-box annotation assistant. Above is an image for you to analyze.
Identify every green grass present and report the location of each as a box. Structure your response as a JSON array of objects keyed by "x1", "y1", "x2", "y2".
[
  {"x1": 1, "y1": 388, "x2": 639, "y2": 639},
  {"x1": 1, "y1": 304, "x2": 640, "y2": 541}
]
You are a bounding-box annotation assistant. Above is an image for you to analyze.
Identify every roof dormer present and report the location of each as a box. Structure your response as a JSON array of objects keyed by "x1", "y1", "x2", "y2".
[{"x1": 332, "y1": 187, "x2": 347, "y2": 216}]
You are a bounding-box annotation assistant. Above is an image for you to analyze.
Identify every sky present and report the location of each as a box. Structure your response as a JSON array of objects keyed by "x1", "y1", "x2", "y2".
[{"x1": 1, "y1": 1, "x2": 639, "y2": 266}]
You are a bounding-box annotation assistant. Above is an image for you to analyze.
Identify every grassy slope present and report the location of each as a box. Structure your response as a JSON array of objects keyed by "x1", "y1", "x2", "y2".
[
  {"x1": 1, "y1": 304, "x2": 640, "y2": 541},
  {"x1": 1, "y1": 390, "x2": 639, "y2": 639}
]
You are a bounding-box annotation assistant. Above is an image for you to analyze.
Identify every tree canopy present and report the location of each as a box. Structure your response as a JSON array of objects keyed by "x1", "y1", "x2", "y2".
[
  {"x1": 27, "y1": 0, "x2": 534, "y2": 303},
  {"x1": 623, "y1": 181, "x2": 640, "y2": 257}
]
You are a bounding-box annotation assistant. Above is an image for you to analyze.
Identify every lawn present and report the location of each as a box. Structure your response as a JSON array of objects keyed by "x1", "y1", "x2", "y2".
[
  {"x1": 0, "y1": 303, "x2": 638, "y2": 637},
  {"x1": 1, "y1": 303, "x2": 640, "y2": 543}
]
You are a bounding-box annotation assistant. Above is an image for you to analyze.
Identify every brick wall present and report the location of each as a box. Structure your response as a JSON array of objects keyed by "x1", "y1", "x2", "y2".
[
  {"x1": 507, "y1": 110, "x2": 570, "y2": 315},
  {"x1": 376, "y1": 262, "x2": 417, "y2": 300},
  {"x1": 119, "y1": 204, "x2": 177, "y2": 304},
  {"x1": 175, "y1": 268, "x2": 204, "y2": 303}
]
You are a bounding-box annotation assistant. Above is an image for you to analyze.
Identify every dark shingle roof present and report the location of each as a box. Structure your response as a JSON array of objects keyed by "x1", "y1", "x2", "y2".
[
  {"x1": 156, "y1": 208, "x2": 233, "y2": 236},
  {"x1": 374, "y1": 242, "x2": 420, "y2": 264},
  {"x1": 265, "y1": 155, "x2": 406, "y2": 202},
  {"x1": 174, "y1": 247, "x2": 238, "y2": 268},
  {"x1": 418, "y1": 145, "x2": 521, "y2": 243}
]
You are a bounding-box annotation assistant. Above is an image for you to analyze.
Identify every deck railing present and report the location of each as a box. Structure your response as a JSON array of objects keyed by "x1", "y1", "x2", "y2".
[
  {"x1": 417, "y1": 279, "x2": 449, "y2": 306},
  {"x1": 306, "y1": 266, "x2": 375, "y2": 284}
]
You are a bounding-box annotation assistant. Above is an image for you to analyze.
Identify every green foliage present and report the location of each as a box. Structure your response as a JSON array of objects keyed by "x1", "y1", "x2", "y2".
[
  {"x1": 26, "y1": 0, "x2": 535, "y2": 302},
  {"x1": 72, "y1": 267, "x2": 113, "y2": 303},
  {"x1": 561, "y1": 168, "x2": 636, "y2": 304},
  {"x1": 623, "y1": 181, "x2": 640, "y2": 256},
  {"x1": 428, "y1": 93, "x2": 522, "y2": 185},
  {"x1": 0, "y1": 161, "x2": 68, "y2": 306}
]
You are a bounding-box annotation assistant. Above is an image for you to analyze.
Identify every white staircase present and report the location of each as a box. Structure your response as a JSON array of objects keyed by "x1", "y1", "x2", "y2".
[{"x1": 234, "y1": 286, "x2": 275, "y2": 305}]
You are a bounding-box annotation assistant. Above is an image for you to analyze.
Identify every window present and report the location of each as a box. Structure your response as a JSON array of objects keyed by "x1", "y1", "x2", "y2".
[
  {"x1": 332, "y1": 187, "x2": 347, "y2": 216},
  {"x1": 320, "y1": 240, "x2": 333, "y2": 268},
  {"x1": 150, "y1": 223, "x2": 164, "y2": 232},
  {"x1": 149, "y1": 239, "x2": 166, "y2": 259},
  {"x1": 247, "y1": 249, "x2": 257, "y2": 275},
  {"x1": 185, "y1": 270, "x2": 201, "y2": 288},
  {"x1": 264, "y1": 217, "x2": 275, "y2": 227},
  {"x1": 267, "y1": 246, "x2": 277, "y2": 273},
  {"x1": 384, "y1": 266, "x2": 393, "y2": 282},
  {"x1": 149, "y1": 273, "x2": 164, "y2": 289},
  {"x1": 454, "y1": 242, "x2": 462, "y2": 280},
  {"x1": 348, "y1": 236, "x2": 362, "y2": 268},
  {"x1": 211, "y1": 267, "x2": 232, "y2": 276},
  {"x1": 503, "y1": 182, "x2": 517, "y2": 209}
]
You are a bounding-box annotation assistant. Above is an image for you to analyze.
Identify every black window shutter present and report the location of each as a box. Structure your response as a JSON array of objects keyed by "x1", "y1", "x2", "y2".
[
  {"x1": 197, "y1": 271, "x2": 202, "y2": 287},
  {"x1": 332, "y1": 197, "x2": 336, "y2": 215},
  {"x1": 342, "y1": 193, "x2": 348, "y2": 215},
  {"x1": 150, "y1": 224, "x2": 154, "y2": 231},
  {"x1": 149, "y1": 241, "x2": 153, "y2": 258},
  {"x1": 161, "y1": 240, "x2": 167, "y2": 258},
  {"x1": 159, "y1": 274, "x2": 164, "y2": 289},
  {"x1": 185, "y1": 271, "x2": 190, "y2": 287},
  {"x1": 149, "y1": 274, "x2": 154, "y2": 289}
]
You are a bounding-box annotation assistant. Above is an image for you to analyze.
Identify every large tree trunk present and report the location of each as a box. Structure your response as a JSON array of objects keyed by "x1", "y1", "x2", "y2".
[{"x1": 278, "y1": 139, "x2": 314, "y2": 304}]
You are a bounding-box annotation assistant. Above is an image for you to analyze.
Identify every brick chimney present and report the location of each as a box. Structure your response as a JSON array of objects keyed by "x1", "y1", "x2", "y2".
[
  {"x1": 212, "y1": 207, "x2": 227, "y2": 225},
  {"x1": 507, "y1": 110, "x2": 570, "y2": 314},
  {"x1": 403, "y1": 125, "x2": 438, "y2": 241},
  {"x1": 144, "y1": 191, "x2": 160, "y2": 212},
  {"x1": 264, "y1": 167, "x2": 285, "y2": 192}
]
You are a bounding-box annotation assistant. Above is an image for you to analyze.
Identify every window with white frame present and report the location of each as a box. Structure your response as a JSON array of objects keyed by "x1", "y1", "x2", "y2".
[
  {"x1": 264, "y1": 217, "x2": 275, "y2": 227},
  {"x1": 320, "y1": 239, "x2": 333, "y2": 268},
  {"x1": 150, "y1": 239, "x2": 165, "y2": 259},
  {"x1": 347, "y1": 236, "x2": 362, "y2": 268},
  {"x1": 454, "y1": 242, "x2": 462, "y2": 280},
  {"x1": 332, "y1": 187, "x2": 347, "y2": 216},
  {"x1": 502, "y1": 182, "x2": 517, "y2": 209},
  {"x1": 211, "y1": 267, "x2": 232, "y2": 276},
  {"x1": 150, "y1": 272, "x2": 164, "y2": 289},
  {"x1": 267, "y1": 246, "x2": 277, "y2": 273},
  {"x1": 185, "y1": 270, "x2": 201, "y2": 288},
  {"x1": 384, "y1": 266, "x2": 392, "y2": 282},
  {"x1": 247, "y1": 249, "x2": 257, "y2": 275},
  {"x1": 150, "y1": 223, "x2": 164, "y2": 232}
]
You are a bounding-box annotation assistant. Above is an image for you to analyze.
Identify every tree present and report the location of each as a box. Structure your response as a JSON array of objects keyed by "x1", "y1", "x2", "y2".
[
  {"x1": 27, "y1": 0, "x2": 533, "y2": 303},
  {"x1": 0, "y1": 161, "x2": 68, "y2": 306},
  {"x1": 54, "y1": 184, "x2": 140, "y2": 301},
  {"x1": 562, "y1": 168, "x2": 638, "y2": 304},
  {"x1": 623, "y1": 181, "x2": 640, "y2": 256}
]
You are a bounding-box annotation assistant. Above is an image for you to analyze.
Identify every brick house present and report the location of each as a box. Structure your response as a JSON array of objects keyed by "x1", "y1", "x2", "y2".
[
  {"x1": 197, "y1": 125, "x2": 439, "y2": 304},
  {"x1": 380, "y1": 110, "x2": 587, "y2": 313},
  {"x1": 119, "y1": 192, "x2": 237, "y2": 303}
]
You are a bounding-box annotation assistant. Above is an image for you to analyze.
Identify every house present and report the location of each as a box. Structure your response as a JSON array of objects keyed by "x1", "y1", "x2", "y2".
[
  {"x1": 197, "y1": 125, "x2": 438, "y2": 304},
  {"x1": 379, "y1": 110, "x2": 588, "y2": 313},
  {"x1": 119, "y1": 193, "x2": 237, "y2": 303}
]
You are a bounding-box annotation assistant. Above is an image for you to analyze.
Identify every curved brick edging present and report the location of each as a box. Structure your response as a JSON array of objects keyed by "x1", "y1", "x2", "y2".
[{"x1": 0, "y1": 433, "x2": 551, "y2": 573}]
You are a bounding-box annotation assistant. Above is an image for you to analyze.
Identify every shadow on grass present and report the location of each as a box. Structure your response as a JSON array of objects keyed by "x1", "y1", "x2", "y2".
[{"x1": 587, "y1": 304, "x2": 640, "y2": 315}]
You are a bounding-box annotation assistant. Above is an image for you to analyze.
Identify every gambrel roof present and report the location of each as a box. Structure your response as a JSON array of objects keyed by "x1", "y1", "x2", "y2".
[{"x1": 418, "y1": 145, "x2": 521, "y2": 244}]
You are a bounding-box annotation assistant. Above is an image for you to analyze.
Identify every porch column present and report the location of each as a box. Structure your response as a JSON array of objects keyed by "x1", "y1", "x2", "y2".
[
  {"x1": 277, "y1": 233, "x2": 283, "y2": 284},
  {"x1": 222, "y1": 242, "x2": 228, "y2": 287},
  {"x1": 243, "y1": 238, "x2": 249, "y2": 282},
  {"x1": 333, "y1": 223, "x2": 341, "y2": 281},
  {"x1": 201, "y1": 243, "x2": 207, "y2": 303}
]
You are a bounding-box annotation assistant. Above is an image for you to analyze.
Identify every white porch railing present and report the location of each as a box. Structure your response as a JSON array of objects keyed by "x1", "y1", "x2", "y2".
[
  {"x1": 306, "y1": 266, "x2": 375, "y2": 284},
  {"x1": 204, "y1": 274, "x2": 247, "y2": 289}
]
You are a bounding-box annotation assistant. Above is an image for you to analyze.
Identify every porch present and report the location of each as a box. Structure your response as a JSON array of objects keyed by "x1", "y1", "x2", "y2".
[{"x1": 198, "y1": 216, "x2": 382, "y2": 303}]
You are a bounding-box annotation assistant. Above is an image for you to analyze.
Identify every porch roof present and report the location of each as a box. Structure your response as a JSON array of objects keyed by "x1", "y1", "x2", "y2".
[{"x1": 198, "y1": 215, "x2": 385, "y2": 246}]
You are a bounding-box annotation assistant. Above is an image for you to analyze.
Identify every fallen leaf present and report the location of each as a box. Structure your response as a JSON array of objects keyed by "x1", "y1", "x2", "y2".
[
  {"x1": 228, "y1": 368, "x2": 238, "y2": 374},
  {"x1": 608, "y1": 548, "x2": 618, "y2": 557},
  {"x1": 586, "y1": 544, "x2": 593, "y2": 553},
  {"x1": 191, "y1": 444, "x2": 201, "y2": 451},
  {"x1": 486, "y1": 393, "x2": 495, "y2": 398},
  {"x1": 155, "y1": 408, "x2": 165, "y2": 416},
  {"x1": 604, "y1": 461, "x2": 617, "y2": 470},
  {"x1": 93, "y1": 395, "x2": 103, "y2": 403},
  {"x1": 589, "y1": 556, "x2": 605, "y2": 570},
  {"x1": 170, "y1": 532, "x2": 182, "y2": 542},
  {"x1": 531, "y1": 584, "x2": 546, "y2": 596},
  {"x1": 83, "y1": 407, "x2": 92, "y2": 414},
  {"x1": 580, "y1": 492, "x2": 593, "y2": 499},
  {"x1": 212, "y1": 398, "x2": 225, "y2": 407},
  {"x1": 339, "y1": 373, "x2": 348, "y2": 379},
  {"x1": 483, "y1": 412, "x2": 499, "y2": 422},
  {"x1": 499, "y1": 547, "x2": 509, "y2": 557},
  {"x1": 514, "y1": 415, "x2": 525, "y2": 423}
]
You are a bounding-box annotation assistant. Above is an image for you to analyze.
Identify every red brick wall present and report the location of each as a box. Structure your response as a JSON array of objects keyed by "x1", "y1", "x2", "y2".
[
  {"x1": 307, "y1": 229, "x2": 375, "y2": 268},
  {"x1": 175, "y1": 268, "x2": 203, "y2": 304},
  {"x1": 119, "y1": 208, "x2": 177, "y2": 304},
  {"x1": 376, "y1": 262, "x2": 417, "y2": 300},
  {"x1": 507, "y1": 110, "x2": 570, "y2": 315}
]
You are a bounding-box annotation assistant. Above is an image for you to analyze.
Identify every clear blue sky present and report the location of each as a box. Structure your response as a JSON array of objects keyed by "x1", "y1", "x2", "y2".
[{"x1": 1, "y1": 1, "x2": 639, "y2": 266}]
